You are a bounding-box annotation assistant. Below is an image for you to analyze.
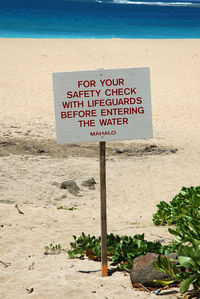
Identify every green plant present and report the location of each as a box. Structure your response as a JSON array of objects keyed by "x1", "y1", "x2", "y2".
[
  {"x1": 68, "y1": 233, "x2": 101, "y2": 261},
  {"x1": 57, "y1": 206, "x2": 66, "y2": 210},
  {"x1": 168, "y1": 215, "x2": 200, "y2": 246},
  {"x1": 68, "y1": 232, "x2": 177, "y2": 271},
  {"x1": 152, "y1": 186, "x2": 200, "y2": 295},
  {"x1": 44, "y1": 242, "x2": 62, "y2": 255},
  {"x1": 153, "y1": 186, "x2": 200, "y2": 226},
  {"x1": 154, "y1": 245, "x2": 200, "y2": 294},
  {"x1": 57, "y1": 206, "x2": 77, "y2": 211},
  {"x1": 67, "y1": 206, "x2": 77, "y2": 211}
]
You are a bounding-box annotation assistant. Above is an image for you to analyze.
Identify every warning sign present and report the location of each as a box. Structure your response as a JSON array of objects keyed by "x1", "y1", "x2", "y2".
[{"x1": 53, "y1": 67, "x2": 152, "y2": 144}]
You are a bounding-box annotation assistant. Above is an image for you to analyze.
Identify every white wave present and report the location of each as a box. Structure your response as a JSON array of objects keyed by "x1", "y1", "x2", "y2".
[{"x1": 112, "y1": 0, "x2": 199, "y2": 6}]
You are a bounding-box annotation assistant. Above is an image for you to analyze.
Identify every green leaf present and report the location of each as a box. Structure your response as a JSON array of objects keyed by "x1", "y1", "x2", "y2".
[
  {"x1": 153, "y1": 280, "x2": 175, "y2": 286},
  {"x1": 168, "y1": 228, "x2": 180, "y2": 236},
  {"x1": 180, "y1": 275, "x2": 196, "y2": 294},
  {"x1": 178, "y1": 256, "x2": 196, "y2": 268}
]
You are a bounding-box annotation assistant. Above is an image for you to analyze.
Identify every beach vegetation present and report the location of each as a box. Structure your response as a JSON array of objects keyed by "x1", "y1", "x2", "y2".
[
  {"x1": 154, "y1": 245, "x2": 200, "y2": 294},
  {"x1": 57, "y1": 206, "x2": 77, "y2": 211},
  {"x1": 44, "y1": 242, "x2": 62, "y2": 255},
  {"x1": 67, "y1": 232, "x2": 176, "y2": 271},
  {"x1": 154, "y1": 215, "x2": 200, "y2": 294},
  {"x1": 153, "y1": 185, "x2": 200, "y2": 295},
  {"x1": 57, "y1": 206, "x2": 67, "y2": 210},
  {"x1": 67, "y1": 206, "x2": 77, "y2": 211},
  {"x1": 153, "y1": 186, "x2": 200, "y2": 226},
  {"x1": 68, "y1": 185, "x2": 200, "y2": 295}
]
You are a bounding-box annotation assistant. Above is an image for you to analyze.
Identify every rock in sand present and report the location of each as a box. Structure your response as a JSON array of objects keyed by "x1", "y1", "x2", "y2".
[{"x1": 60, "y1": 180, "x2": 80, "y2": 196}]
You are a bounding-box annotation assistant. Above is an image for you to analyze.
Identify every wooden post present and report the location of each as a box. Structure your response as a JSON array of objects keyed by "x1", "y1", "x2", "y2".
[{"x1": 99, "y1": 141, "x2": 108, "y2": 277}]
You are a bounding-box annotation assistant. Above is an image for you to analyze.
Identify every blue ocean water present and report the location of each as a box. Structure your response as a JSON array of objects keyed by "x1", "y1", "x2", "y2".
[{"x1": 0, "y1": 0, "x2": 200, "y2": 38}]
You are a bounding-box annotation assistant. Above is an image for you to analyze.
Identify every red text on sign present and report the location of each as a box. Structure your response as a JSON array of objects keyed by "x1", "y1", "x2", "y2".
[
  {"x1": 78, "y1": 120, "x2": 96, "y2": 127},
  {"x1": 99, "y1": 118, "x2": 128, "y2": 126},
  {"x1": 66, "y1": 90, "x2": 101, "y2": 98},
  {"x1": 100, "y1": 78, "x2": 124, "y2": 86},
  {"x1": 90, "y1": 130, "x2": 116, "y2": 136},
  {"x1": 61, "y1": 109, "x2": 97, "y2": 119},
  {"x1": 101, "y1": 106, "x2": 144, "y2": 116},
  {"x1": 105, "y1": 87, "x2": 136, "y2": 96},
  {"x1": 62, "y1": 101, "x2": 84, "y2": 108},
  {"x1": 78, "y1": 80, "x2": 96, "y2": 88},
  {"x1": 87, "y1": 97, "x2": 142, "y2": 107}
]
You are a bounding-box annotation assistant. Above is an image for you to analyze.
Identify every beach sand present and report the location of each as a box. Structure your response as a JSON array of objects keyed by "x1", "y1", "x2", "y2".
[{"x1": 0, "y1": 38, "x2": 200, "y2": 298}]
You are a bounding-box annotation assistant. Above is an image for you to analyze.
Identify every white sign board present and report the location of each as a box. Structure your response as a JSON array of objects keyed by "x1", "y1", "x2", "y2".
[{"x1": 53, "y1": 68, "x2": 152, "y2": 144}]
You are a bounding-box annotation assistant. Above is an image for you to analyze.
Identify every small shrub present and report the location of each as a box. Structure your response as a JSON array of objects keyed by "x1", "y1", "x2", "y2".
[
  {"x1": 44, "y1": 243, "x2": 62, "y2": 255},
  {"x1": 154, "y1": 245, "x2": 200, "y2": 294},
  {"x1": 153, "y1": 186, "x2": 200, "y2": 226}
]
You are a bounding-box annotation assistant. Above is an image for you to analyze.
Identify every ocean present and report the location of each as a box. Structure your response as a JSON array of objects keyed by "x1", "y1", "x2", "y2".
[{"x1": 0, "y1": 0, "x2": 200, "y2": 38}]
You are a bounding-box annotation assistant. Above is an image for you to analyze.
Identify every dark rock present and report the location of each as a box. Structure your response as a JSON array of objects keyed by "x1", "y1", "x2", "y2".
[
  {"x1": 25, "y1": 288, "x2": 34, "y2": 294},
  {"x1": 81, "y1": 178, "x2": 96, "y2": 190},
  {"x1": 115, "y1": 148, "x2": 126, "y2": 154},
  {"x1": 60, "y1": 180, "x2": 80, "y2": 196},
  {"x1": 170, "y1": 148, "x2": 178, "y2": 154},
  {"x1": 144, "y1": 145, "x2": 157, "y2": 152},
  {"x1": 130, "y1": 252, "x2": 177, "y2": 287},
  {"x1": 37, "y1": 148, "x2": 46, "y2": 153}
]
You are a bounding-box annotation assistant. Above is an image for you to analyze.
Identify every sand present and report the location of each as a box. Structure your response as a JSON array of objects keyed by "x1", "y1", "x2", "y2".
[{"x1": 0, "y1": 38, "x2": 200, "y2": 299}]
